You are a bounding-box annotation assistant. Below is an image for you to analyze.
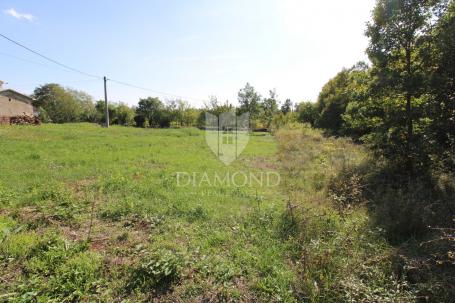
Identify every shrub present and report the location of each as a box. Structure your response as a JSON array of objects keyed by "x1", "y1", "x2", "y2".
[
  {"x1": 134, "y1": 115, "x2": 146, "y2": 127},
  {"x1": 360, "y1": 166, "x2": 455, "y2": 241},
  {"x1": 127, "y1": 250, "x2": 182, "y2": 292}
]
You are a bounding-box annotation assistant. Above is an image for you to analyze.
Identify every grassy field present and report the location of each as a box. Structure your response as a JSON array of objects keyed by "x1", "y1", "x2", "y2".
[
  {"x1": 0, "y1": 123, "x2": 426, "y2": 302},
  {"x1": 0, "y1": 123, "x2": 295, "y2": 302}
]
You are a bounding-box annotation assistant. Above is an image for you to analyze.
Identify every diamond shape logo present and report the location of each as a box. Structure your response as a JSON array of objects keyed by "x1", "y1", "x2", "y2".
[{"x1": 205, "y1": 111, "x2": 250, "y2": 165}]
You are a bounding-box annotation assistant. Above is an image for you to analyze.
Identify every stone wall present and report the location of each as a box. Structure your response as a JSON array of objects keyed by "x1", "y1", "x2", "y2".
[{"x1": 0, "y1": 95, "x2": 34, "y2": 117}]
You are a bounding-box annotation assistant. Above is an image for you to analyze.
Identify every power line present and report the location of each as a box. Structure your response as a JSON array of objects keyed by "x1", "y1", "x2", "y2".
[
  {"x1": 0, "y1": 33, "x2": 102, "y2": 79},
  {"x1": 0, "y1": 52, "x2": 105, "y2": 83},
  {"x1": 0, "y1": 51, "x2": 55, "y2": 68},
  {"x1": 108, "y1": 79, "x2": 204, "y2": 103},
  {"x1": 7, "y1": 79, "x2": 99, "y2": 87},
  {"x1": 0, "y1": 32, "x2": 206, "y2": 103}
]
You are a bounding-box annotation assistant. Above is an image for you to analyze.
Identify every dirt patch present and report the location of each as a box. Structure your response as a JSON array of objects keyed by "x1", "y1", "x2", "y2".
[{"x1": 67, "y1": 178, "x2": 97, "y2": 200}]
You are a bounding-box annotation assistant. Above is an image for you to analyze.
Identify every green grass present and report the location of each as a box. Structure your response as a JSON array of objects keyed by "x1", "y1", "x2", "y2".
[
  {"x1": 0, "y1": 123, "x2": 429, "y2": 302},
  {"x1": 0, "y1": 123, "x2": 293, "y2": 302}
]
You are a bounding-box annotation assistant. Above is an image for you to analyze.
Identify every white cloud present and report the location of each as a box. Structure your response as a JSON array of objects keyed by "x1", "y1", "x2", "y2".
[{"x1": 4, "y1": 8, "x2": 35, "y2": 22}]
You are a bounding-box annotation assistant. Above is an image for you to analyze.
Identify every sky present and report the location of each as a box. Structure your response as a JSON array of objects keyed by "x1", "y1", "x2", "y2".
[{"x1": 0, "y1": 0, "x2": 375, "y2": 107}]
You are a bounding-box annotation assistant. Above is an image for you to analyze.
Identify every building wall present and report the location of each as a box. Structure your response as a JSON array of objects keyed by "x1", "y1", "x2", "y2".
[{"x1": 0, "y1": 95, "x2": 34, "y2": 117}]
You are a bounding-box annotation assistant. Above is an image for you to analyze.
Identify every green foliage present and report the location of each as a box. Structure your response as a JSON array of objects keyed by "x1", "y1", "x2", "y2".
[
  {"x1": 275, "y1": 128, "x2": 418, "y2": 302},
  {"x1": 3, "y1": 232, "x2": 102, "y2": 302},
  {"x1": 48, "y1": 251, "x2": 103, "y2": 301},
  {"x1": 167, "y1": 99, "x2": 199, "y2": 127},
  {"x1": 197, "y1": 96, "x2": 234, "y2": 129},
  {"x1": 33, "y1": 84, "x2": 84, "y2": 123},
  {"x1": 280, "y1": 99, "x2": 293, "y2": 114},
  {"x1": 1, "y1": 231, "x2": 41, "y2": 259},
  {"x1": 315, "y1": 63, "x2": 370, "y2": 136},
  {"x1": 0, "y1": 216, "x2": 18, "y2": 243},
  {"x1": 316, "y1": 68, "x2": 352, "y2": 135},
  {"x1": 238, "y1": 82, "x2": 261, "y2": 120},
  {"x1": 136, "y1": 97, "x2": 164, "y2": 127},
  {"x1": 423, "y1": 0, "x2": 455, "y2": 171},
  {"x1": 114, "y1": 103, "x2": 135, "y2": 126},
  {"x1": 127, "y1": 250, "x2": 182, "y2": 292},
  {"x1": 0, "y1": 182, "x2": 16, "y2": 207},
  {"x1": 309, "y1": 1, "x2": 454, "y2": 175},
  {"x1": 134, "y1": 114, "x2": 146, "y2": 127},
  {"x1": 271, "y1": 111, "x2": 298, "y2": 132},
  {"x1": 362, "y1": 166, "x2": 454, "y2": 240},
  {"x1": 296, "y1": 101, "x2": 318, "y2": 126},
  {"x1": 364, "y1": 0, "x2": 436, "y2": 169},
  {"x1": 260, "y1": 90, "x2": 279, "y2": 131},
  {"x1": 36, "y1": 106, "x2": 51, "y2": 123},
  {"x1": 69, "y1": 89, "x2": 97, "y2": 123},
  {"x1": 29, "y1": 183, "x2": 78, "y2": 222}
]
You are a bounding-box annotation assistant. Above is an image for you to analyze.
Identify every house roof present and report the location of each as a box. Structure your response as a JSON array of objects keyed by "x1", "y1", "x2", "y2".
[{"x1": 0, "y1": 89, "x2": 34, "y2": 104}]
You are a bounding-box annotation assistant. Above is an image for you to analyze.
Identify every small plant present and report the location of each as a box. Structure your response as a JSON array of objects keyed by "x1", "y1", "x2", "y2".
[
  {"x1": 0, "y1": 231, "x2": 40, "y2": 259},
  {"x1": 186, "y1": 205, "x2": 208, "y2": 223},
  {"x1": 48, "y1": 251, "x2": 103, "y2": 301},
  {"x1": 0, "y1": 183, "x2": 16, "y2": 207},
  {"x1": 127, "y1": 250, "x2": 182, "y2": 292},
  {"x1": 29, "y1": 183, "x2": 78, "y2": 221},
  {"x1": 117, "y1": 232, "x2": 129, "y2": 242},
  {"x1": 0, "y1": 216, "x2": 18, "y2": 243}
]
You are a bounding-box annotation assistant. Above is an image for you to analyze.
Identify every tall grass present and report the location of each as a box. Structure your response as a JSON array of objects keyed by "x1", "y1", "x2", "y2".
[
  {"x1": 275, "y1": 126, "x2": 416, "y2": 302},
  {"x1": 275, "y1": 125, "x2": 454, "y2": 302}
]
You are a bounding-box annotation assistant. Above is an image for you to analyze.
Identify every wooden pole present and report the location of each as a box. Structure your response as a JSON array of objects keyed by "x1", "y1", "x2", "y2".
[{"x1": 104, "y1": 76, "x2": 109, "y2": 128}]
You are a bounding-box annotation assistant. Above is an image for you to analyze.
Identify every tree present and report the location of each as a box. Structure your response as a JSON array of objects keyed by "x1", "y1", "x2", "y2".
[
  {"x1": 422, "y1": 0, "x2": 455, "y2": 170},
  {"x1": 238, "y1": 83, "x2": 261, "y2": 120},
  {"x1": 197, "y1": 96, "x2": 234, "y2": 129},
  {"x1": 261, "y1": 89, "x2": 279, "y2": 131},
  {"x1": 136, "y1": 97, "x2": 163, "y2": 127},
  {"x1": 281, "y1": 99, "x2": 293, "y2": 114},
  {"x1": 315, "y1": 68, "x2": 353, "y2": 135},
  {"x1": 340, "y1": 64, "x2": 374, "y2": 140},
  {"x1": 68, "y1": 89, "x2": 97, "y2": 122},
  {"x1": 296, "y1": 101, "x2": 318, "y2": 126},
  {"x1": 182, "y1": 108, "x2": 199, "y2": 127},
  {"x1": 173, "y1": 100, "x2": 191, "y2": 127},
  {"x1": 33, "y1": 84, "x2": 83, "y2": 123},
  {"x1": 366, "y1": 0, "x2": 436, "y2": 169},
  {"x1": 95, "y1": 100, "x2": 116, "y2": 124},
  {"x1": 116, "y1": 103, "x2": 135, "y2": 126},
  {"x1": 205, "y1": 96, "x2": 233, "y2": 116}
]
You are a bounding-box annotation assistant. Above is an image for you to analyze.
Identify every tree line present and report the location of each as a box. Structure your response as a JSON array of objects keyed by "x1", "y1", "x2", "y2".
[
  {"x1": 293, "y1": 3, "x2": 454, "y2": 299},
  {"x1": 32, "y1": 82, "x2": 301, "y2": 130},
  {"x1": 299, "y1": 0, "x2": 455, "y2": 175}
]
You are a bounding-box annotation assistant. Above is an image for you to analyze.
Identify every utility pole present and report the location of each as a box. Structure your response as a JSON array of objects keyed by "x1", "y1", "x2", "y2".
[{"x1": 103, "y1": 76, "x2": 109, "y2": 128}]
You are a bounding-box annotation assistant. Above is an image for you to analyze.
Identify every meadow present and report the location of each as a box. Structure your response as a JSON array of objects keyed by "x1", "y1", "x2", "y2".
[
  {"x1": 0, "y1": 123, "x2": 294, "y2": 302},
  {"x1": 0, "y1": 123, "x2": 450, "y2": 302}
]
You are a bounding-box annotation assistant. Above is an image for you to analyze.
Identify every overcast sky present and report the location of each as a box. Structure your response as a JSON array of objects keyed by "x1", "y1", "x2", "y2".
[{"x1": 0, "y1": 0, "x2": 375, "y2": 107}]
